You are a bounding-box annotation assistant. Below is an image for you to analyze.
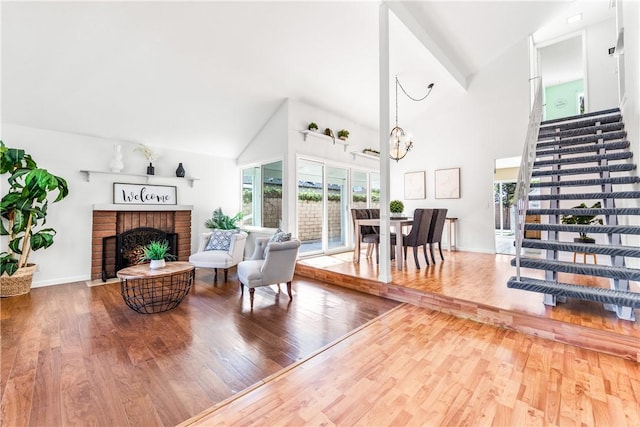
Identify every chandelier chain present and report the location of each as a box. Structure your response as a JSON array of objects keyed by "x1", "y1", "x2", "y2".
[{"x1": 396, "y1": 76, "x2": 435, "y2": 102}]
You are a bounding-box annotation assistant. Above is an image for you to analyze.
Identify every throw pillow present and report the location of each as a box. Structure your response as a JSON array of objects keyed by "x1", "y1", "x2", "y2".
[
  {"x1": 269, "y1": 229, "x2": 291, "y2": 243},
  {"x1": 205, "y1": 230, "x2": 237, "y2": 251}
]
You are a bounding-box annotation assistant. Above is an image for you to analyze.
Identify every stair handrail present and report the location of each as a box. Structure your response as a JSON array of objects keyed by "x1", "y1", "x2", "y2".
[{"x1": 514, "y1": 77, "x2": 543, "y2": 279}]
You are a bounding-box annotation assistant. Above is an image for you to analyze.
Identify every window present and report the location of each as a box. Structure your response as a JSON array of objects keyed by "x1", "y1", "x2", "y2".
[{"x1": 242, "y1": 160, "x2": 283, "y2": 228}]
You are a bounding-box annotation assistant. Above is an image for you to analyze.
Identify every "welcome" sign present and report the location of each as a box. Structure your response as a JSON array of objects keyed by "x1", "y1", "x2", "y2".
[{"x1": 113, "y1": 183, "x2": 177, "y2": 205}]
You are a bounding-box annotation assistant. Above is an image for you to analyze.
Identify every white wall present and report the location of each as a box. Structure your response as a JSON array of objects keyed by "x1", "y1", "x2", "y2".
[
  {"x1": 586, "y1": 17, "x2": 619, "y2": 111},
  {"x1": 2, "y1": 124, "x2": 238, "y2": 287},
  {"x1": 392, "y1": 39, "x2": 531, "y2": 253}
]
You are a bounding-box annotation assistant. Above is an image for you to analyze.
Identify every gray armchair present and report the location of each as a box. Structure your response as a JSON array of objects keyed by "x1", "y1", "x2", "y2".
[{"x1": 237, "y1": 237, "x2": 301, "y2": 309}]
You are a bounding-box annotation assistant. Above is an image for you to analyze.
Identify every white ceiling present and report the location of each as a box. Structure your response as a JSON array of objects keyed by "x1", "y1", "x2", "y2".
[{"x1": 1, "y1": 1, "x2": 614, "y2": 158}]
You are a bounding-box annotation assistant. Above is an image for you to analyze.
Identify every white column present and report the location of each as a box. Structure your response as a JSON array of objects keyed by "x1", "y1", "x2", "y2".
[{"x1": 378, "y1": 3, "x2": 392, "y2": 283}]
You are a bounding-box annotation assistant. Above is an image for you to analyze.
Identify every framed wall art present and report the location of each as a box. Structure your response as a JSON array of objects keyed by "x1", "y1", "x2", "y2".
[
  {"x1": 404, "y1": 171, "x2": 426, "y2": 200},
  {"x1": 435, "y1": 168, "x2": 460, "y2": 199}
]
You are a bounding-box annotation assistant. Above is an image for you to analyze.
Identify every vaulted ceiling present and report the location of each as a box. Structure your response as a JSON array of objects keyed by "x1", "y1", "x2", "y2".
[{"x1": 1, "y1": 1, "x2": 613, "y2": 158}]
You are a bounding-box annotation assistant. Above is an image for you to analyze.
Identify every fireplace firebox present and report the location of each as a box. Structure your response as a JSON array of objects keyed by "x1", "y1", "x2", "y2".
[{"x1": 102, "y1": 227, "x2": 177, "y2": 281}]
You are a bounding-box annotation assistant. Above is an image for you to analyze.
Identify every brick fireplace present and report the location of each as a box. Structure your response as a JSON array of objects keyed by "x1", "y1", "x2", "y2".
[{"x1": 91, "y1": 205, "x2": 192, "y2": 280}]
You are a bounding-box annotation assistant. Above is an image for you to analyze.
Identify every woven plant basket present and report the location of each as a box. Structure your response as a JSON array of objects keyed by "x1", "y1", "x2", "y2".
[{"x1": 0, "y1": 264, "x2": 36, "y2": 297}]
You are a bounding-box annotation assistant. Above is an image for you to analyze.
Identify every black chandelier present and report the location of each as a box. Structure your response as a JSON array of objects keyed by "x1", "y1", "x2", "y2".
[{"x1": 390, "y1": 76, "x2": 434, "y2": 162}]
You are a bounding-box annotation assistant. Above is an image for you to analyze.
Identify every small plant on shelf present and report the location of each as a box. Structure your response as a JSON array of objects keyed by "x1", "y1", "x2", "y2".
[
  {"x1": 337, "y1": 129, "x2": 350, "y2": 140},
  {"x1": 363, "y1": 148, "x2": 380, "y2": 157},
  {"x1": 390, "y1": 200, "x2": 404, "y2": 217},
  {"x1": 307, "y1": 122, "x2": 318, "y2": 131},
  {"x1": 560, "y1": 202, "x2": 603, "y2": 243}
]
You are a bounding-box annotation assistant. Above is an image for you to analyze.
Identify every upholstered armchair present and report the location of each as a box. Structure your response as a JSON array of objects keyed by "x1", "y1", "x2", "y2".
[
  {"x1": 237, "y1": 237, "x2": 301, "y2": 309},
  {"x1": 189, "y1": 230, "x2": 247, "y2": 283}
]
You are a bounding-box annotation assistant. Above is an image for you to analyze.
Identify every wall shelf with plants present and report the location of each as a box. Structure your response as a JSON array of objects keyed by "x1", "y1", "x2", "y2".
[
  {"x1": 351, "y1": 148, "x2": 380, "y2": 161},
  {"x1": 300, "y1": 130, "x2": 349, "y2": 152}
]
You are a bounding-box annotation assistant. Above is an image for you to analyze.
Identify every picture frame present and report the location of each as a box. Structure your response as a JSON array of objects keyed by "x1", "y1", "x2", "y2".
[
  {"x1": 113, "y1": 183, "x2": 177, "y2": 205},
  {"x1": 404, "y1": 171, "x2": 426, "y2": 200},
  {"x1": 435, "y1": 168, "x2": 460, "y2": 199}
]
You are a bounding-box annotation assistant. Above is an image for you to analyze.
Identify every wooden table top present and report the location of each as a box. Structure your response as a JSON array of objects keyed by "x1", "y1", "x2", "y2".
[{"x1": 116, "y1": 261, "x2": 195, "y2": 279}]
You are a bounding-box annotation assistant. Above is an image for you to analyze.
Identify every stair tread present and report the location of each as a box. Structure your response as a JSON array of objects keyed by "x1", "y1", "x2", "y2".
[
  {"x1": 538, "y1": 114, "x2": 622, "y2": 132},
  {"x1": 536, "y1": 140, "x2": 629, "y2": 157},
  {"x1": 533, "y1": 152, "x2": 633, "y2": 167},
  {"x1": 524, "y1": 223, "x2": 640, "y2": 235},
  {"x1": 525, "y1": 208, "x2": 640, "y2": 216},
  {"x1": 531, "y1": 164, "x2": 636, "y2": 177},
  {"x1": 540, "y1": 108, "x2": 620, "y2": 126},
  {"x1": 509, "y1": 258, "x2": 640, "y2": 280},
  {"x1": 536, "y1": 131, "x2": 626, "y2": 149},
  {"x1": 530, "y1": 176, "x2": 640, "y2": 188},
  {"x1": 529, "y1": 191, "x2": 640, "y2": 201},
  {"x1": 507, "y1": 276, "x2": 640, "y2": 307},
  {"x1": 538, "y1": 122, "x2": 625, "y2": 141},
  {"x1": 520, "y1": 239, "x2": 640, "y2": 257}
]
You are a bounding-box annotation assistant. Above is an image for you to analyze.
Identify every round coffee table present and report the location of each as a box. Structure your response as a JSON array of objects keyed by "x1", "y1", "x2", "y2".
[{"x1": 117, "y1": 261, "x2": 195, "y2": 314}]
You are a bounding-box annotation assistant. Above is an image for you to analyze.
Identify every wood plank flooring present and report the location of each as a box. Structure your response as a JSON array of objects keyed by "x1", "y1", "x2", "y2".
[
  {"x1": 0, "y1": 270, "x2": 399, "y2": 427},
  {"x1": 296, "y1": 250, "x2": 640, "y2": 360},
  {"x1": 183, "y1": 303, "x2": 640, "y2": 426}
]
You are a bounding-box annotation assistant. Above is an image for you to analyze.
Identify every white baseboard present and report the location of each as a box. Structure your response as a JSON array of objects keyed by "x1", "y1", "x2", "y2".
[{"x1": 31, "y1": 274, "x2": 91, "y2": 288}]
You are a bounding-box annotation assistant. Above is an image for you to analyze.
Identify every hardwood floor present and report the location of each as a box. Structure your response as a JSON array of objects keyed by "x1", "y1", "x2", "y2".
[
  {"x1": 0, "y1": 270, "x2": 399, "y2": 426},
  {"x1": 296, "y1": 250, "x2": 640, "y2": 361},
  {"x1": 183, "y1": 304, "x2": 640, "y2": 426}
]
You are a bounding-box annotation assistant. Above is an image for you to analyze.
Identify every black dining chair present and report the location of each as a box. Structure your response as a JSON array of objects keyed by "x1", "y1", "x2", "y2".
[
  {"x1": 391, "y1": 208, "x2": 434, "y2": 269},
  {"x1": 427, "y1": 208, "x2": 448, "y2": 263},
  {"x1": 351, "y1": 208, "x2": 380, "y2": 263}
]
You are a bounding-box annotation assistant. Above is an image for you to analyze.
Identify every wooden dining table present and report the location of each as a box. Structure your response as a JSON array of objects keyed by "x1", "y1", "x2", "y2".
[{"x1": 353, "y1": 217, "x2": 414, "y2": 270}]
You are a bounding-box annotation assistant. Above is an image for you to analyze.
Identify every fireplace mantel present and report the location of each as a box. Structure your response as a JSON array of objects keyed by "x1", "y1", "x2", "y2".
[{"x1": 93, "y1": 204, "x2": 193, "y2": 211}]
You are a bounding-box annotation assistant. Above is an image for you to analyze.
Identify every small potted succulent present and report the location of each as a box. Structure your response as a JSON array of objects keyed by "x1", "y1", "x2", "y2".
[
  {"x1": 390, "y1": 200, "x2": 404, "y2": 218},
  {"x1": 141, "y1": 240, "x2": 176, "y2": 269},
  {"x1": 337, "y1": 129, "x2": 350, "y2": 140},
  {"x1": 560, "y1": 202, "x2": 603, "y2": 243},
  {"x1": 307, "y1": 122, "x2": 319, "y2": 131}
]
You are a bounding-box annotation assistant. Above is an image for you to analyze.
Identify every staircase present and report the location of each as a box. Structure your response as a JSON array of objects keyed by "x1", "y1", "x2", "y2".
[{"x1": 507, "y1": 107, "x2": 640, "y2": 321}]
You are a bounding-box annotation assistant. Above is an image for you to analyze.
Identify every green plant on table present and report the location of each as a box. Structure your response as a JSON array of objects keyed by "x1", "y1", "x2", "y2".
[
  {"x1": 560, "y1": 202, "x2": 603, "y2": 241},
  {"x1": 390, "y1": 200, "x2": 404, "y2": 214},
  {"x1": 141, "y1": 240, "x2": 176, "y2": 262},
  {"x1": 0, "y1": 141, "x2": 69, "y2": 276}
]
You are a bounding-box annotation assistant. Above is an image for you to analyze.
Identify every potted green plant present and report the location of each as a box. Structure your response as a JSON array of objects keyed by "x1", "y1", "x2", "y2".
[
  {"x1": 390, "y1": 200, "x2": 404, "y2": 217},
  {"x1": 307, "y1": 122, "x2": 319, "y2": 131},
  {"x1": 560, "y1": 202, "x2": 603, "y2": 243},
  {"x1": 141, "y1": 240, "x2": 176, "y2": 269},
  {"x1": 337, "y1": 129, "x2": 350, "y2": 140},
  {"x1": 0, "y1": 141, "x2": 69, "y2": 296},
  {"x1": 205, "y1": 207, "x2": 243, "y2": 230}
]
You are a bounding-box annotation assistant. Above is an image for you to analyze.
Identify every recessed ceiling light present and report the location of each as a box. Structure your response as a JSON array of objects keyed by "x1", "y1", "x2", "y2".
[{"x1": 567, "y1": 13, "x2": 583, "y2": 24}]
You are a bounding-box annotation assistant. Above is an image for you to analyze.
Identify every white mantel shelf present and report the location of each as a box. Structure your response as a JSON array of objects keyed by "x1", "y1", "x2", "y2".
[
  {"x1": 300, "y1": 130, "x2": 349, "y2": 152},
  {"x1": 80, "y1": 170, "x2": 199, "y2": 187},
  {"x1": 93, "y1": 204, "x2": 193, "y2": 211}
]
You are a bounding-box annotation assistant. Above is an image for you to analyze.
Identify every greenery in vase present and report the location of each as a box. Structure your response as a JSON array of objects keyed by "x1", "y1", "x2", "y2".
[
  {"x1": 307, "y1": 122, "x2": 318, "y2": 131},
  {"x1": 205, "y1": 207, "x2": 243, "y2": 230},
  {"x1": 390, "y1": 200, "x2": 404, "y2": 214},
  {"x1": 0, "y1": 141, "x2": 69, "y2": 276},
  {"x1": 337, "y1": 129, "x2": 349, "y2": 139},
  {"x1": 141, "y1": 240, "x2": 176, "y2": 262},
  {"x1": 560, "y1": 202, "x2": 603, "y2": 240}
]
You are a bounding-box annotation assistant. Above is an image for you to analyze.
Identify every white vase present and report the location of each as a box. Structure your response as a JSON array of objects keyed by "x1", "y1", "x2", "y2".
[
  {"x1": 109, "y1": 144, "x2": 124, "y2": 172},
  {"x1": 149, "y1": 259, "x2": 165, "y2": 270}
]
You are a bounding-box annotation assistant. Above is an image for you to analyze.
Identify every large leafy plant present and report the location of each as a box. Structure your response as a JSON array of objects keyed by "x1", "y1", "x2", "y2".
[
  {"x1": 205, "y1": 207, "x2": 243, "y2": 230},
  {"x1": 0, "y1": 141, "x2": 69, "y2": 276},
  {"x1": 560, "y1": 202, "x2": 603, "y2": 240}
]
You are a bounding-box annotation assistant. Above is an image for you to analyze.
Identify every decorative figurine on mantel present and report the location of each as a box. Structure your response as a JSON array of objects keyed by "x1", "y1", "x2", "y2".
[{"x1": 135, "y1": 144, "x2": 158, "y2": 175}]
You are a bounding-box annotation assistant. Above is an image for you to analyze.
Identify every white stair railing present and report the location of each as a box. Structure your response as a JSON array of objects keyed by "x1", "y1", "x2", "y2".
[{"x1": 514, "y1": 78, "x2": 543, "y2": 279}]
